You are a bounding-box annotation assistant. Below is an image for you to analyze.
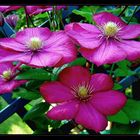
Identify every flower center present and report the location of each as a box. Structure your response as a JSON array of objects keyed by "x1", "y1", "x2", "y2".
[
  {"x1": 71, "y1": 82, "x2": 94, "y2": 101},
  {"x1": 78, "y1": 86, "x2": 88, "y2": 98},
  {"x1": 2, "y1": 70, "x2": 12, "y2": 80},
  {"x1": 103, "y1": 21, "x2": 120, "y2": 37},
  {"x1": 28, "y1": 37, "x2": 42, "y2": 50}
]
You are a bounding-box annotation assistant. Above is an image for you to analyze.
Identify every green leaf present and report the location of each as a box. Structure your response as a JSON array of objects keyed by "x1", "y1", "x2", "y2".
[
  {"x1": 107, "y1": 110, "x2": 129, "y2": 124},
  {"x1": 123, "y1": 99, "x2": 140, "y2": 121},
  {"x1": 16, "y1": 68, "x2": 52, "y2": 80},
  {"x1": 110, "y1": 122, "x2": 140, "y2": 134},
  {"x1": 68, "y1": 57, "x2": 86, "y2": 67},
  {"x1": 72, "y1": 6, "x2": 96, "y2": 23},
  {"x1": 113, "y1": 83, "x2": 123, "y2": 90},
  {"x1": 114, "y1": 60, "x2": 135, "y2": 77},
  {"x1": 12, "y1": 87, "x2": 41, "y2": 100},
  {"x1": 23, "y1": 102, "x2": 50, "y2": 121}
]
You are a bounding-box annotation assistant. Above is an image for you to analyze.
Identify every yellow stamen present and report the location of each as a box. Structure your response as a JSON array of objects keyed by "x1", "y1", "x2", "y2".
[
  {"x1": 2, "y1": 70, "x2": 12, "y2": 80},
  {"x1": 78, "y1": 86, "x2": 88, "y2": 98},
  {"x1": 28, "y1": 37, "x2": 42, "y2": 50},
  {"x1": 103, "y1": 21, "x2": 120, "y2": 37}
]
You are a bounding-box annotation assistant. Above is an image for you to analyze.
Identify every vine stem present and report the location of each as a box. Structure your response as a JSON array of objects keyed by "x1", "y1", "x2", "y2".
[
  {"x1": 118, "y1": 6, "x2": 129, "y2": 17},
  {"x1": 127, "y1": 6, "x2": 139, "y2": 24},
  {"x1": 109, "y1": 63, "x2": 115, "y2": 76},
  {"x1": 24, "y1": 6, "x2": 30, "y2": 27}
]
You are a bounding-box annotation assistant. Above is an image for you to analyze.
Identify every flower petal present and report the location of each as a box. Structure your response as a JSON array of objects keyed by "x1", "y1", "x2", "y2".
[
  {"x1": 29, "y1": 51, "x2": 62, "y2": 68},
  {"x1": 93, "y1": 12, "x2": 126, "y2": 27},
  {"x1": 90, "y1": 90, "x2": 127, "y2": 115},
  {"x1": 75, "y1": 102, "x2": 107, "y2": 132},
  {"x1": 15, "y1": 27, "x2": 52, "y2": 44},
  {"x1": 40, "y1": 81, "x2": 74, "y2": 103},
  {"x1": 118, "y1": 24, "x2": 140, "y2": 39},
  {"x1": 119, "y1": 40, "x2": 140, "y2": 61},
  {"x1": 80, "y1": 40, "x2": 127, "y2": 66},
  {"x1": 58, "y1": 66, "x2": 91, "y2": 88},
  {"x1": 0, "y1": 80, "x2": 27, "y2": 94},
  {"x1": 65, "y1": 23, "x2": 101, "y2": 49},
  {"x1": 0, "y1": 62, "x2": 13, "y2": 74},
  {"x1": 46, "y1": 100, "x2": 79, "y2": 120},
  {"x1": 90, "y1": 73, "x2": 113, "y2": 92},
  {"x1": 44, "y1": 31, "x2": 77, "y2": 66},
  {"x1": 0, "y1": 38, "x2": 26, "y2": 51}
]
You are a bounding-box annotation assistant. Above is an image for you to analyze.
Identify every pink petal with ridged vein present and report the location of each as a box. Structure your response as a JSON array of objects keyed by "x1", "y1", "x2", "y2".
[
  {"x1": 40, "y1": 81, "x2": 74, "y2": 103},
  {"x1": 75, "y1": 102, "x2": 107, "y2": 132},
  {"x1": 90, "y1": 90, "x2": 127, "y2": 115}
]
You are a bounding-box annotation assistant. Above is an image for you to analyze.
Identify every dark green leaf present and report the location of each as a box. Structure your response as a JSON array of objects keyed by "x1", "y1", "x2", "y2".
[
  {"x1": 110, "y1": 122, "x2": 140, "y2": 134},
  {"x1": 113, "y1": 83, "x2": 123, "y2": 90},
  {"x1": 12, "y1": 87, "x2": 41, "y2": 100},
  {"x1": 23, "y1": 102, "x2": 50, "y2": 121},
  {"x1": 68, "y1": 57, "x2": 86, "y2": 67},
  {"x1": 123, "y1": 99, "x2": 140, "y2": 121},
  {"x1": 16, "y1": 68, "x2": 52, "y2": 80},
  {"x1": 107, "y1": 110, "x2": 129, "y2": 124}
]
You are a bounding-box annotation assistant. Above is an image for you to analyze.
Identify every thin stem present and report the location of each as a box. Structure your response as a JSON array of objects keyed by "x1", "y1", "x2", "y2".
[
  {"x1": 109, "y1": 63, "x2": 115, "y2": 76},
  {"x1": 91, "y1": 63, "x2": 94, "y2": 74},
  {"x1": 27, "y1": 14, "x2": 36, "y2": 27},
  {"x1": 24, "y1": 6, "x2": 30, "y2": 27},
  {"x1": 127, "y1": 6, "x2": 139, "y2": 24},
  {"x1": 118, "y1": 6, "x2": 129, "y2": 17}
]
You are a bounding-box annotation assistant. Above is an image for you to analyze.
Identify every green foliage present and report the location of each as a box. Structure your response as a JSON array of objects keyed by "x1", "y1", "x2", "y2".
[
  {"x1": 114, "y1": 60, "x2": 135, "y2": 77},
  {"x1": 72, "y1": 6, "x2": 102, "y2": 24},
  {"x1": 107, "y1": 110, "x2": 129, "y2": 124},
  {"x1": 16, "y1": 68, "x2": 52, "y2": 80},
  {"x1": 110, "y1": 122, "x2": 140, "y2": 134},
  {"x1": 113, "y1": 83, "x2": 123, "y2": 90},
  {"x1": 23, "y1": 102, "x2": 50, "y2": 121},
  {"x1": 123, "y1": 99, "x2": 140, "y2": 121},
  {"x1": 12, "y1": 87, "x2": 41, "y2": 100}
]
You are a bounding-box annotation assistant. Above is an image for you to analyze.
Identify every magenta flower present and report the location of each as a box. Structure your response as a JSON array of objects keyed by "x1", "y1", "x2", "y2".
[
  {"x1": 5, "y1": 14, "x2": 19, "y2": 28},
  {"x1": 26, "y1": 6, "x2": 66, "y2": 16},
  {"x1": 0, "y1": 27, "x2": 77, "y2": 68},
  {"x1": 40, "y1": 66, "x2": 126, "y2": 132},
  {"x1": 0, "y1": 6, "x2": 21, "y2": 13},
  {"x1": 65, "y1": 12, "x2": 140, "y2": 66},
  {"x1": 0, "y1": 62, "x2": 26, "y2": 94}
]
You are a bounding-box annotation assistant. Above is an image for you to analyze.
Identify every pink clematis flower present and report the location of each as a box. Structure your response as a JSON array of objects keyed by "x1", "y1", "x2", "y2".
[
  {"x1": 65, "y1": 12, "x2": 140, "y2": 66},
  {"x1": 0, "y1": 62, "x2": 26, "y2": 94},
  {"x1": 26, "y1": 6, "x2": 66, "y2": 16},
  {"x1": 0, "y1": 6, "x2": 21, "y2": 13},
  {"x1": 0, "y1": 27, "x2": 77, "y2": 68},
  {"x1": 40, "y1": 66, "x2": 127, "y2": 132}
]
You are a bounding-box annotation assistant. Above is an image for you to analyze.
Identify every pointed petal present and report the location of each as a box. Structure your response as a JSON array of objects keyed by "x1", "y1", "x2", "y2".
[
  {"x1": 29, "y1": 51, "x2": 62, "y2": 68},
  {"x1": 93, "y1": 12, "x2": 126, "y2": 27},
  {"x1": 40, "y1": 81, "x2": 74, "y2": 103},
  {"x1": 58, "y1": 66, "x2": 91, "y2": 88},
  {"x1": 75, "y1": 103, "x2": 107, "y2": 132},
  {"x1": 44, "y1": 31, "x2": 77, "y2": 66},
  {"x1": 65, "y1": 23, "x2": 101, "y2": 49},
  {"x1": 0, "y1": 80, "x2": 27, "y2": 94},
  {"x1": 119, "y1": 40, "x2": 140, "y2": 61},
  {"x1": 118, "y1": 24, "x2": 140, "y2": 39},
  {"x1": 0, "y1": 38, "x2": 26, "y2": 51},
  {"x1": 46, "y1": 100, "x2": 79, "y2": 120},
  {"x1": 15, "y1": 27, "x2": 52, "y2": 44},
  {"x1": 90, "y1": 73, "x2": 113, "y2": 92},
  {"x1": 80, "y1": 40, "x2": 127, "y2": 66},
  {"x1": 90, "y1": 90, "x2": 127, "y2": 115}
]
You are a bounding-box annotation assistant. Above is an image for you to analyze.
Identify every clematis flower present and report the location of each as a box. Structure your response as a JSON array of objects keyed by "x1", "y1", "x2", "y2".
[
  {"x1": 0, "y1": 27, "x2": 77, "y2": 68},
  {"x1": 26, "y1": 6, "x2": 66, "y2": 16},
  {"x1": 0, "y1": 6, "x2": 21, "y2": 13},
  {"x1": 65, "y1": 12, "x2": 140, "y2": 66},
  {"x1": 40, "y1": 66, "x2": 127, "y2": 132},
  {"x1": 5, "y1": 14, "x2": 19, "y2": 28},
  {"x1": 0, "y1": 62, "x2": 26, "y2": 94}
]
